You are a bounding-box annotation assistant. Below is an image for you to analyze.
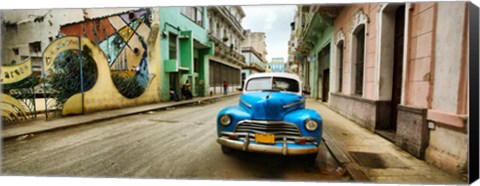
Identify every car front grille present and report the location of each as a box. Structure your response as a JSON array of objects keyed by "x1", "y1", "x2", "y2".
[{"x1": 233, "y1": 120, "x2": 302, "y2": 137}]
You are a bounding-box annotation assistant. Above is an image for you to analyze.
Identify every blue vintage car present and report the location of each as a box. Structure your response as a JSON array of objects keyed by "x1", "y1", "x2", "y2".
[{"x1": 216, "y1": 72, "x2": 322, "y2": 160}]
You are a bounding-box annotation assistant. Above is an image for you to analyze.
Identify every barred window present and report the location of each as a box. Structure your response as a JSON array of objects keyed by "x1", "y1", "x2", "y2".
[{"x1": 353, "y1": 25, "x2": 365, "y2": 95}]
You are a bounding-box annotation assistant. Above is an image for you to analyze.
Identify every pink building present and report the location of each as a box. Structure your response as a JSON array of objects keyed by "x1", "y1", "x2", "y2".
[{"x1": 321, "y1": 2, "x2": 469, "y2": 177}]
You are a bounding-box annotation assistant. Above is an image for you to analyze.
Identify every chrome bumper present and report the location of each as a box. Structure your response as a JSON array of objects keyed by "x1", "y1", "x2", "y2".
[{"x1": 217, "y1": 137, "x2": 319, "y2": 155}]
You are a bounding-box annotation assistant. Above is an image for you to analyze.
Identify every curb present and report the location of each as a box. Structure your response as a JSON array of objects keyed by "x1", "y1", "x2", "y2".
[
  {"x1": 323, "y1": 132, "x2": 370, "y2": 182},
  {"x1": 3, "y1": 93, "x2": 241, "y2": 140},
  {"x1": 315, "y1": 100, "x2": 370, "y2": 182}
]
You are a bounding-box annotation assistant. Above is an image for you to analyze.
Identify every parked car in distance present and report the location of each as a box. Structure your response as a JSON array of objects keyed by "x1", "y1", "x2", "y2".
[{"x1": 216, "y1": 72, "x2": 323, "y2": 161}]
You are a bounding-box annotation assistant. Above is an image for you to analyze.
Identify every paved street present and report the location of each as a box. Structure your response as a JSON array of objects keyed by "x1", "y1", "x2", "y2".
[{"x1": 2, "y1": 95, "x2": 349, "y2": 181}]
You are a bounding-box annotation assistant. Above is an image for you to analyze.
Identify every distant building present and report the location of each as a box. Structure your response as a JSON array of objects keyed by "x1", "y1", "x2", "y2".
[
  {"x1": 241, "y1": 30, "x2": 268, "y2": 87},
  {"x1": 269, "y1": 57, "x2": 285, "y2": 73}
]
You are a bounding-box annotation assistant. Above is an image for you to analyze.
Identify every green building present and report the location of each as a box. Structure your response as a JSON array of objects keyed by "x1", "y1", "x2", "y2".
[
  {"x1": 296, "y1": 5, "x2": 335, "y2": 103},
  {"x1": 160, "y1": 7, "x2": 214, "y2": 101}
]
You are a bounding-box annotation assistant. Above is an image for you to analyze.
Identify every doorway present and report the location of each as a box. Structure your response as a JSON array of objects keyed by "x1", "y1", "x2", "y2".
[
  {"x1": 390, "y1": 5, "x2": 405, "y2": 131},
  {"x1": 375, "y1": 4, "x2": 406, "y2": 142},
  {"x1": 317, "y1": 44, "x2": 330, "y2": 102},
  {"x1": 323, "y1": 69, "x2": 330, "y2": 102}
]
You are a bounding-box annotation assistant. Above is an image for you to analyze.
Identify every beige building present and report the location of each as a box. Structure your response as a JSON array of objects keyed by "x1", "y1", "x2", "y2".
[
  {"x1": 207, "y1": 6, "x2": 246, "y2": 95},
  {"x1": 242, "y1": 30, "x2": 268, "y2": 62}
]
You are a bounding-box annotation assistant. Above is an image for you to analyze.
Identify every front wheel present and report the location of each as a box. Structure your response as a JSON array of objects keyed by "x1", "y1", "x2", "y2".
[
  {"x1": 221, "y1": 145, "x2": 233, "y2": 154},
  {"x1": 305, "y1": 153, "x2": 318, "y2": 163}
]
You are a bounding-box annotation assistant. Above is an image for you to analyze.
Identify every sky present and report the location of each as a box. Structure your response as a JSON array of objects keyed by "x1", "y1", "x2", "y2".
[{"x1": 241, "y1": 5, "x2": 297, "y2": 63}]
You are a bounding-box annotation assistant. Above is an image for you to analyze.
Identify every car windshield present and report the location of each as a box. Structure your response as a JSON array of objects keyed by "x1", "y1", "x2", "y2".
[{"x1": 245, "y1": 77, "x2": 299, "y2": 93}]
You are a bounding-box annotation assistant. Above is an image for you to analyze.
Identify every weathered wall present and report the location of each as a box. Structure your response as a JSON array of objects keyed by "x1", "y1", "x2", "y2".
[
  {"x1": 329, "y1": 4, "x2": 384, "y2": 131},
  {"x1": 404, "y1": 3, "x2": 435, "y2": 107},
  {"x1": 333, "y1": 4, "x2": 379, "y2": 99},
  {"x1": 2, "y1": 10, "x2": 83, "y2": 66},
  {"x1": 425, "y1": 125, "x2": 468, "y2": 176},
  {"x1": 330, "y1": 93, "x2": 378, "y2": 132},
  {"x1": 425, "y1": 2, "x2": 468, "y2": 176}
]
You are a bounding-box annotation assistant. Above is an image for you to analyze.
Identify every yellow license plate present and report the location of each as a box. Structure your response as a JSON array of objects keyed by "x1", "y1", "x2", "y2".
[{"x1": 255, "y1": 133, "x2": 275, "y2": 144}]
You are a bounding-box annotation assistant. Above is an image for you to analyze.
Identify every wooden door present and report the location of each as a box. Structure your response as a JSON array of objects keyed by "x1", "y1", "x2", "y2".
[
  {"x1": 390, "y1": 5, "x2": 405, "y2": 130},
  {"x1": 323, "y1": 69, "x2": 330, "y2": 102}
]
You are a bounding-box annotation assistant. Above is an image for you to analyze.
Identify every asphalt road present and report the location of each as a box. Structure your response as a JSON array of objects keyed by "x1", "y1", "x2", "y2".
[{"x1": 2, "y1": 95, "x2": 349, "y2": 181}]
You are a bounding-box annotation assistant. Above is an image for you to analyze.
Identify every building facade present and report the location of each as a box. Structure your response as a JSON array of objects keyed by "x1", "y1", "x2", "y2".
[
  {"x1": 207, "y1": 6, "x2": 245, "y2": 95},
  {"x1": 240, "y1": 30, "x2": 268, "y2": 86},
  {"x1": 293, "y1": 2, "x2": 469, "y2": 177},
  {"x1": 295, "y1": 5, "x2": 336, "y2": 101},
  {"x1": 242, "y1": 30, "x2": 268, "y2": 60},
  {"x1": 269, "y1": 57, "x2": 286, "y2": 73},
  {"x1": 241, "y1": 47, "x2": 267, "y2": 82},
  {"x1": 160, "y1": 7, "x2": 213, "y2": 101}
]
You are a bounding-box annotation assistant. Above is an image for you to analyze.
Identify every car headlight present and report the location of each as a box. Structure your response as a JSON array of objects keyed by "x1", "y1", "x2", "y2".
[
  {"x1": 219, "y1": 114, "x2": 232, "y2": 126},
  {"x1": 304, "y1": 119, "x2": 318, "y2": 131}
]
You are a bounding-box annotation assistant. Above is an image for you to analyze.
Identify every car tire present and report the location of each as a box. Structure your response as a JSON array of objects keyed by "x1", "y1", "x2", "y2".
[
  {"x1": 305, "y1": 153, "x2": 317, "y2": 162},
  {"x1": 221, "y1": 145, "x2": 233, "y2": 154}
]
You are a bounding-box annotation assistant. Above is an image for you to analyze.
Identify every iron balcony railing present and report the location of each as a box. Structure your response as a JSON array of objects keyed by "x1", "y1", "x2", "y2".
[{"x1": 208, "y1": 34, "x2": 246, "y2": 65}]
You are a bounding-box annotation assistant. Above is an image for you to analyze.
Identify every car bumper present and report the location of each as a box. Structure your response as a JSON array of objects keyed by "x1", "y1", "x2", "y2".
[{"x1": 217, "y1": 137, "x2": 319, "y2": 155}]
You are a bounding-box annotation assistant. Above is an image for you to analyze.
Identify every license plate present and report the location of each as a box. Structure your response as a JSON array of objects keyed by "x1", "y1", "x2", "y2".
[{"x1": 255, "y1": 133, "x2": 275, "y2": 144}]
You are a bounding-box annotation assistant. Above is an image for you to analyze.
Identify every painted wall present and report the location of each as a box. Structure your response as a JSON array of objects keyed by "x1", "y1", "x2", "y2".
[
  {"x1": 307, "y1": 26, "x2": 334, "y2": 100},
  {"x1": 424, "y1": 2, "x2": 468, "y2": 176},
  {"x1": 403, "y1": 3, "x2": 435, "y2": 107},
  {"x1": 39, "y1": 9, "x2": 162, "y2": 115},
  {"x1": 159, "y1": 7, "x2": 210, "y2": 101},
  {"x1": 333, "y1": 4, "x2": 379, "y2": 100},
  {"x1": 431, "y1": 2, "x2": 468, "y2": 114}
]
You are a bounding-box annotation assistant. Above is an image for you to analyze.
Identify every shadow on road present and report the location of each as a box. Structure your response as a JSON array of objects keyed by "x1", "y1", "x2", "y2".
[{"x1": 218, "y1": 142, "x2": 350, "y2": 182}]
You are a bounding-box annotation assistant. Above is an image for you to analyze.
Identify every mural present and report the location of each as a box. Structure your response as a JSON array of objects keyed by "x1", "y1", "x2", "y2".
[
  {"x1": 42, "y1": 9, "x2": 161, "y2": 116},
  {"x1": 60, "y1": 9, "x2": 153, "y2": 98},
  {"x1": 1, "y1": 58, "x2": 38, "y2": 124}
]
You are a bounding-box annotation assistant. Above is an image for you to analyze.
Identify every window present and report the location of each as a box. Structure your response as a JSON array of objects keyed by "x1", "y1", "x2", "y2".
[
  {"x1": 337, "y1": 41, "x2": 344, "y2": 92},
  {"x1": 194, "y1": 58, "x2": 198, "y2": 72},
  {"x1": 180, "y1": 7, "x2": 203, "y2": 27},
  {"x1": 12, "y1": 48, "x2": 19, "y2": 55},
  {"x1": 353, "y1": 25, "x2": 365, "y2": 95},
  {"x1": 169, "y1": 33, "x2": 177, "y2": 60},
  {"x1": 29, "y1": 41, "x2": 41, "y2": 53}
]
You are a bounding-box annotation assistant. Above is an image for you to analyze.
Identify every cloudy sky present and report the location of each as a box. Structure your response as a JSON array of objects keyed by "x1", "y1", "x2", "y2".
[{"x1": 241, "y1": 5, "x2": 297, "y2": 62}]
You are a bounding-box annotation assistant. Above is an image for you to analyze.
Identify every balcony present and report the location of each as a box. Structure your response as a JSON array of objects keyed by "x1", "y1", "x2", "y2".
[
  {"x1": 208, "y1": 34, "x2": 246, "y2": 67},
  {"x1": 243, "y1": 62, "x2": 266, "y2": 73},
  {"x1": 210, "y1": 6, "x2": 246, "y2": 39}
]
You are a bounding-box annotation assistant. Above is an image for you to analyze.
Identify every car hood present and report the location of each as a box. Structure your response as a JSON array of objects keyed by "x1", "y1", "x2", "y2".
[{"x1": 239, "y1": 92, "x2": 305, "y2": 121}]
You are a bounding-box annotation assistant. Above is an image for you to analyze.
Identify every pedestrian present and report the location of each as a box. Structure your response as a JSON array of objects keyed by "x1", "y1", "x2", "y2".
[
  {"x1": 223, "y1": 81, "x2": 228, "y2": 95},
  {"x1": 182, "y1": 80, "x2": 192, "y2": 100}
]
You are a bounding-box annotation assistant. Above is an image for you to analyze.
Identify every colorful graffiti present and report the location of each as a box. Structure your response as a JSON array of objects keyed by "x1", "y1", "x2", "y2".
[
  {"x1": 40, "y1": 9, "x2": 160, "y2": 116},
  {"x1": 60, "y1": 9, "x2": 153, "y2": 98},
  {"x1": 1, "y1": 58, "x2": 38, "y2": 124}
]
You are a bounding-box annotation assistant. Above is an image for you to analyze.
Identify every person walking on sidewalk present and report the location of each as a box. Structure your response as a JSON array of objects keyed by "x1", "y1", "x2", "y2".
[{"x1": 223, "y1": 81, "x2": 228, "y2": 95}]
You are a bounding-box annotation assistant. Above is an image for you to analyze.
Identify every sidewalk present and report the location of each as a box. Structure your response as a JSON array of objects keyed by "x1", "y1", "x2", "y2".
[
  {"x1": 1, "y1": 92, "x2": 241, "y2": 140},
  {"x1": 306, "y1": 99, "x2": 466, "y2": 184}
]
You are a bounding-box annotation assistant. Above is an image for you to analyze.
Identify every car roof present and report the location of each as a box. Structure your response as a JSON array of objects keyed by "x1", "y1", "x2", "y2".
[{"x1": 245, "y1": 72, "x2": 301, "y2": 82}]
